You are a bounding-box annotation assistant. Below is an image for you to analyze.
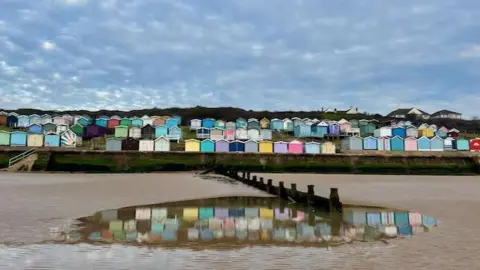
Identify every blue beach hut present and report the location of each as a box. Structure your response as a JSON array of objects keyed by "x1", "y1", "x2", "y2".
[
  {"x1": 394, "y1": 212, "x2": 409, "y2": 227},
  {"x1": 328, "y1": 122, "x2": 340, "y2": 135},
  {"x1": 229, "y1": 140, "x2": 245, "y2": 152},
  {"x1": 155, "y1": 126, "x2": 168, "y2": 138},
  {"x1": 235, "y1": 118, "x2": 247, "y2": 129},
  {"x1": 44, "y1": 133, "x2": 60, "y2": 147},
  {"x1": 200, "y1": 139, "x2": 215, "y2": 153},
  {"x1": 454, "y1": 138, "x2": 470, "y2": 151},
  {"x1": 131, "y1": 118, "x2": 144, "y2": 128},
  {"x1": 173, "y1": 115, "x2": 182, "y2": 126},
  {"x1": 435, "y1": 129, "x2": 447, "y2": 138},
  {"x1": 167, "y1": 126, "x2": 183, "y2": 141},
  {"x1": 165, "y1": 118, "x2": 178, "y2": 128},
  {"x1": 17, "y1": 115, "x2": 30, "y2": 128},
  {"x1": 106, "y1": 137, "x2": 122, "y2": 151},
  {"x1": 366, "y1": 212, "x2": 381, "y2": 226},
  {"x1": 430, "y1": 136, "x2": 444, "y2": 151},
  {"x1": 10, "y1": 131, "x2": 27, "y2": 146},
  {"x1": 28, "y1": 124, "x2": 43, "y2": 134},
  {"x1": 417, "y1": 136, "x2": 431, "y2": 151},
  {"x1": 77, "y1": 117, "x2": 90, "y2": 127},
  {"x1": 313, "y1": 121, "x2": 329, "y2": 138},
  {"x1": 202, "y1": 118, "x2": 215, "y2": 129},
  {"x1": 294, "y1": 123, "x2": 311, "y2": 138},
  {"x1": 391, "y1": 127, "x2": 406, "y2": 137},
  {"x1": 304, "y1": 141, "x2": 321, "y2": 154},
  {"x1": 342, "y1": 136, "x2": 363, "y2": 150},
  {"x1": 390, "y1": 136, "x2": 405, "y2": 151},
  {"x1": 363, "y1": 136, "x2": 378, "y2": 150},
  {"x1": 270, "y1": 118, "x2": 283, "y2": 131},
  {"x1": 95, "y1": 118, "x2": 108, "y2": 128}
]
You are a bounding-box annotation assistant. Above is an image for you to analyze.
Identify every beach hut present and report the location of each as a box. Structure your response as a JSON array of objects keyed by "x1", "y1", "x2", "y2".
[
  {"x1": 155, "y1": 126, "x2": 168, "y2": 138},
  {"x1": 139, "y1": 140, "x2": 154, "y2": 152},
  {"x1": 215, "y1": 120, "x2": 226, "y2": 130},
  {"x1": 313, "y1": 122, "x2": 329, "y2": 138},
  {"x1": 429, "y1": 124, "x2": 438, "y2": 132},
  {"x1": 363, "y1": 136, "x2": 377, "y2": 150},
  {"x1": 194, "y1": 127, "x2": 209, "y2": 139},
  {"x1": 6, "y1": 115, "x2": 18, "y2": 128},
  {"x1": 153, "y1": 118, "x2": 165, "y2": 127},
  {"x1": 43, "y1": 123, "x2": 57, "y2": 134},
  {"x1": 328, "y1": 122, "x2": 340, "y2": 136},
  {"x1": 44, "y1": 133, "x2": 60, "y2": 147},
  {"x1": 141, "y1": 124, "x2": 155, "y2": 140},
  {"x1": 338, "y1": 119, "x2": 351, "y2": 132},
  {"x1": 225, "y1": 129, "x2": 235, "y2": 140},
  {"x1": 448, "y1": 128, "x2": 459, "y2": 138},
  {"x1": 107, "y1": 139, "x2": 124, "y2": 152},
  {"x1": 229, "y1": 140, "x2": 245, "y2": 152},
  {"x1": 115, "y1": 125, "x2": 129, "y2": 138},
  {"x1": 417, "y1": 136, "x2": 431, "y2": 151},
  {"x1": 215, "y1": 140, "x2": 229, "y2": 152},
  {"x1": 360, "y1": 123, "x2": 376, "y2": 136},
  {"x1": 436, "y1": 126, "x2": 448, "y2": 138},
  {"x1": 202, "y1": 118, "x2": 216, "y2": 129},
  {"x1": 259, "y1": 118, "x2": 270, "y2": 129},
  {"x1": 107, "y1": 118, "x2": 120, "y2": 129},
  {"x1": 76, "y1": 117, "x2": 90, "y2": 127},
  {"x1": 261, "y1": 129, "x2": 272, "y2": 140},
  {"x1": 141, "y1": 115, "x2": 153, "y2": 127},
  {"x1": 373, "y1": 127, "x2": 392, "y2": 138},
  {"x1": 304, "y1": 141, "x2": 320, "y2": 154},
  {"x1": 349, "y1": 119, "x2": 359, "y2": 128},
  {"x1": 185, "y1": 139, "x2": 200, "y2": 152},
  {"x1": 27, "y1": 134, "x2": 43, "y2": 147},
  {"x1": 70, "y1": 124, "x2": 84, "y2": 137},
  {"x1": 391, "y1": 127, "x2": 406, "y2": 137},
  {"x1": 245, "y1": 140, "x2": 259, "y2": 153},
  {"x1": 444, "y1": 137, "x2": 455, "y2": 151},
  {"x1": 120, "y1": 118, "x2": 132, "y2": 127},
  {"x1": 85, "y1": 125, "x2": 108, "y2": 138},
  {"x1": 28, "y1": 124, "x2": 43, "y2": 134},
  {"x1": 0, "y1": 131, "x2": 10, "y2": 146},
  {"x1": 270, "y1": 119, "x2": 283, "y2": 131},
  {"x1": 95, "y1": 118, "x2": 108, "y2": 128},
  {"x1": 165, "y1": 118, "x2": 178, "y2": 128},
  {"x1": 377, "y1": 137, "x2": 391, "y2": 151},
  {"x1": 0, "y1": 114, "x2": 7, "y2": 126},
  {"x1": 294, "y1": 123, "x2": 312, "y2": 138},
  {"x1": 154, "y1": 137, "x2": 170, "y2": 152},
  {"x1": 225, "y1": 121, "x2": 236, "y2": 130},
  {"x1": 390, "y1": 136, "x2": 404, "y2": 151},
  {"x1": 17, "y1": 115, "x2": 30, "y2": 128},
  {"x1": 430, "y1": 136, "x2": 444, "y2": 151},
  {"x1": 321, "y1": 141, "x2": 336, "y2": 154},
  {"x1": 247, "y1": 129, "x2": 261, "y2": 141},
  {"x1": 406, "y1": 126, "x2": 418, "y2": 138},
  {"x1": 288, "y1": 140, "x2": 303, "y2": 154},
  {"x1": 200, "y1": 139, "x2": 215, "y2": 152},
  {"x1": 292, "y1": 118, "x2": 304, "y2": 126},
  {"x1": 235, "y1": 127, "x2": 248, "y2": 140},
  {"x1": 167, "y1": 126, "x2": 183, "y2": 141},
  {"x1": 283, "y1": 118, "x2": 293, "y2": 131},
  {"x1": 10, "y1": 131, "x2": 27, "y2": 146},
  {"x1": 173, "y1": 115, "x2": 182, "y2": 125},
  {"x1": 259, "y1": 141, "x2": 273, "y2": 153},
  {"x1": 189, "y1": 119, "x2": 201, "y2": 130},
  {"x1": 470, "y1": 138, "x2": 480, "y2": 152},
  {"x1": 210, "y1": 128, "x2": 224, "y2": 141},
  {"x1": 273, "y1": 141, "x2": 288, "y2": 153},
  {"x1": 342, "y1": 136, "x2": 363, "y2": 151},
  {"x1": 247, "y1": 119, "x2": 260, "y2": 130},
  {"x1": 131, "y1": 118, "x2": 144, "y2": 128},
  {"x1": 56, "y1": 124, "x2": 68, "y2": 134},
  {"x1": 359, "y1": 119, "x2": 369, "y2": 127},
  {"x1": 121, "y1": 138, "x2": 139, "y2": 151},
  {"x1": 60, "y1": 129, "x2": 77, "y2": 147},
  {"x1": 418, "y1": 127, "x2": 434, "y2": 137},
  {"x1": 454, "y1": 138, "x2": 469, "y2": 151},
  {"x1": 28, "y1": 114, "x2": 41, "y2": 125},
  {"x1": 404, "y1": 137, "x2": 418, "y2": 151},
  {"x1": 40, "y1": 114, "x2": 52, "y2": 124}
]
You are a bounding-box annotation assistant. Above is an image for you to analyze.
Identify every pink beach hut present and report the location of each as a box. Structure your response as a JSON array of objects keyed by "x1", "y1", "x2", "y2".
[
  {"x1": 225, "y1": 129, "x2": 235, "y2": 140},
  {"x1": 404, "y1": 137, "x2": 418, "y2": 151},
  {"x1": 288, "y1": 140, "x2": 304, "y2": 154}
]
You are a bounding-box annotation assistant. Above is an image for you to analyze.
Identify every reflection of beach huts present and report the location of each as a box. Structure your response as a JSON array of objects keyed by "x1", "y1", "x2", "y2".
[
  {"x1": 304, "y1": 141, "x2": 320, "y2": 154},
  {"x1": 154, "y1": 137, "x2": 170, "y2": 152},
  {"x1": 274, "y1": 141, "x2": 288, "y2": 153},
  {"x1": 390, "y1": 136, "x2": 405, "y2": 151},
  {"x1": 245, "y1": 140, "x2": 259, "y2": 153},
  {"x1": 377, "y1": 137, "x2": 391, "y2": 151},
  {"x1": 363, "y1": 136, "x2": 377, "y2": 150},
  {"x1": 106, "y1": 138, "x2": 122, "y2": 151},
  {"x1": 229, "y1": 140, "x2": 245, "y2": 152},
  {"x1": 185, "y1": 139, "x2": 200, "y2": 152},
  {"x1": 259, "y1": 141, "x2": 273, "y2": 153},
  {"x1": 453, "y1": 138, "x2": 470, "y2": 151},
  {"x1": 417, "y1": 136, "x2": 431, "y2": 151},
  {"x1": 341, "y1": 136, "x2": 363, "y2": 151},
  {"x1": 404, "y1": 137, "x2": 418, "y2": 151},
  {"x1": 321, "y1": 141, "x2": 336, "y2": 154},
  {"x1": 200, "y1": 139, "x2": 215, "y2": 153}
]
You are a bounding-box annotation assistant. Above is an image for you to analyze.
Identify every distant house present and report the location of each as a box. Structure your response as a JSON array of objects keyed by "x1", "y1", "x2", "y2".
[
  {"x1": 430, "y1": 110, "x2": 462, "y2": 120},
  {"x1": 386, "y1": 108, "x2": 430, "y2": 120}
]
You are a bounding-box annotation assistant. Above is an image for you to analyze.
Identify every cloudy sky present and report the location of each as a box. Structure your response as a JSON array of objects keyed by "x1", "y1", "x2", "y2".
[{"x1": 1, "y1": 0, "x2": 480, "y2": 117}]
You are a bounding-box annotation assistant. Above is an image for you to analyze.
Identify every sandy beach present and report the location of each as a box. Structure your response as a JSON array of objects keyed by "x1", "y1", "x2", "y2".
[{"x1": 0, "y1": 172, "x2": 479, "y2": 269}]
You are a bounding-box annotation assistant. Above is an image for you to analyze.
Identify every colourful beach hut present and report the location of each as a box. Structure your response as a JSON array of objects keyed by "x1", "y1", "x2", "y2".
[
  {"x1": 390, "y1": 136, "x2": 405, "y2": 151},
  {"x1": 259, "y1": 118, "x2": 270, "y2": 129},
  {"x1": 328, "y1": 122, "x2": 340, "y2": 135},
  {"x1": 17, "y1": 115, "x2": 30, "y2": 128},
  {"x1": 236, "y1": 118, "x2": 248, "y2": 129},
  {"x1": 470, "y1": 138, "x2": 480, "y2": 152},
  {"x1": 321, "y1": 141, "x2": 336, "y2": 154},
  {"x1": 167, "y1": 126, "x2": 183, "y2": 141},
  {"x1": 377, "y1": 137, "x2": 391, "y2": 151},
  {"x1": 225, "y1": 121, "x2": 236, "y2": 130},
  {"x1": 139, "y1": 139, "x2": 154, "y2": 152},
  {"x1": 121, "y1": 138, "x2": 139, "y2": 151},
  {"x1": 406, "y1": 126, "x2": 418, "y2": 138},
  {"x1": 435, "y1": 127, "x2": 448, "y2": 138},
  {"x1": 202, "y1": 118, "x2": 215, "y2": 129},
  {"x1": 453, "y1": 138, "x2": 469, "y2": 151},
  {"x1": 338, "y1": 119, "x2": 351, "y2": 132},
  {"x1": 314, "y1": 121, "x2": 329, "y2": 138},
  {"x1": 200, "y1": 139, "x2": 215, "y2": 152},
  {"x1": 261, "y1": 129, "x2": 272, "y2": 141},
  {"x1": 215, "y1": 120, "x2": 226, "y2": 130},
  {"x1": 283, "y1": 118, "x2": 293, "y2": 131},
  {"x1": 120, "y1": 118, "x2": 132, "y2": 127},
  {"x1": 224, "y1": 129, "x2": 235, "y2": 140},
  {"x1": 6, "y1": 115, "x2": 18, "y2": 128},
  {"x1": 235, "y1": 127, "x2": 248, "y2": 140},
  {"x1": 28, "y1": 124, "x2": 43, "y2": 134},
  {"x1": 273, "y1": 141, "x2": 288, "y2": 153},
  {"x1": 294, "y1": 123, "x2": 312, "y2": 138},
  {"x1": 44, "y1": 133, "x2": 60, "y2": 147},
  {"x1": 185, "y1": 139, "x2": 200, "y2": 152},
  {"x1": 107, "y1": 118, "x2": 120, "y2": 129},
  {"x1": 165, "y1": 118, "x2": 178, "y2": 128},
  {"x1": 229, "y1": 140, "x2": 245, "y2": 152},
  {"x1": 247, "y1": 129, "x2": 261, "y2": 141},
  {"x1": 363, "y1": 136, "x2": 377, "y2": 150},
  {"x1": 106, "y1": 138, "x2": 122, "y2": 151},
  {"x1": 341, "y1": 136, "x2": 363, "y2": 151},
  {"x1": 70, "y1": 124, "x2": 84, "y2": 137},
  {"x1": 130, "y1": 118, "x2": 143, "y2": 128},
  {"x1": 215, "y1": 140, "x2": 229, "y2": 152},
  {"x1": 417, "y1": 136, "x2": 431, "y2": 151},
  {"x1": 444, "y1": 137, "x2": 455, "y2": 151},
  {"x1": 10, "y1": 131, "x2": 27, "y2": 146},
  {"x1": 247, "y1": 119, "x2": 260, "y2": 130},
  {"x1": 245, "y1": 140, "x2": 259, "y2": 153},
  {"x1": 0, "y1": 131, "x2": 10, "y2": 146},
  {"x1": 27, "y1": 134, "x2": 43, "y2": 147},
  {"x1": 77, "y1": 117, "x2": 90, "y2": 127},
  {"x1": 391, "y1": 127, "x2": 407, "y2": 137},
  {"x1": 141, "y1": 124, "x2": 155, "y2": 140},
  {"x1": 430, "y1": 136, "x2": 444, "y2": 151},
  {"x1": 374, "y1": 127, "x2": 392, "y2": 138},
  {"x1": 270, "y1": 119, "x2": 283, "y2": 131},
  {"x1": 155, "y1": 126, "x2": 168, "y2": 138},
  {"x1": 95, "y1": 118, "x2": 108, "y2": 128},
  {"x1": 259, "y1": 141, "x2": 273, "y2": 153},
  {"x1": 115, "y1": 125, "x2": 129, "y2": 138},
  {"x1": 190, "y1": 119, "x2": 202, "y2": 130},
  {"x1": 196, "y1": 127, "x2": 210, "y2": 139},
  {"x1": 304, "y1": 141, "x2": 320, "y2": 154},
  {"x1": 153, "y1": 117, "x2": 165, "y2": 127},
  {"x1": 154, "y1": 137, "x2": 170, "y2": 152},
  {"x1": 418, "y1": 127, "x2": 434, "y2": 138},
  {"x1": 288, "y1": 140, "x2": 303, "y2": 154},
  {"x1": 404, "y1": 137, "x2": 418, "y2": 151},
  {"x1": 448, "y1": 128, "x2": 460, "y2": 138}
]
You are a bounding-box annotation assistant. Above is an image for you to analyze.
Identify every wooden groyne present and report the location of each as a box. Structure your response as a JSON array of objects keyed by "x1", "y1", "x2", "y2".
[{"x1": 214, "y1": 166, "x2": 343, "y2": 214}]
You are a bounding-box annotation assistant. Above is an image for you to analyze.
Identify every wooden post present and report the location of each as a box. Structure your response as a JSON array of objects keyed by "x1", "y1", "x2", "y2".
[
  {"x1": 246, "y1": 172, "x2": 251, "y2": 180},
  {"x1": 259, "y1": 177, "x2": 265, "y2": 191},
  {"x1": 329, "y1": 188, "x2": 342, "y2": 213},
  {"x1": 307, "y1": 185, "x2": 315, "y2": 205},
  {"x1": 251, "y1": 176, "x2": 257, "y2": 186},
  {"x1": 242, "y1": 171, "x2": 246, "y2": 180},
  {"x1": 290, "y1": 183, "x2": 297, "y2": 200},
  {"x1": 267, "y1": 179, "x2": 273, "y2": 194},
  {"x1": 278, "y1": 181, "x2": 286, "y2": 198}
]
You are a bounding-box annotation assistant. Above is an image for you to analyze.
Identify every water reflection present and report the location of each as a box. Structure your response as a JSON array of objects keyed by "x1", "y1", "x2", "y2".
[{"x1": 51, "y1": 196, "x2": 437, "y2": 249}]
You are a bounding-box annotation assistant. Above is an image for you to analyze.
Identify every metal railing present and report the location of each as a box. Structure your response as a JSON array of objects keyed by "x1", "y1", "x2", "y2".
[{"x1": 8, "y1": 148, "x2": 37, "y2": 167}]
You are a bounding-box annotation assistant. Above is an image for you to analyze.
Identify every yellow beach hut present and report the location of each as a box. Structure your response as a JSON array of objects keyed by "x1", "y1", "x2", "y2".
[
  {"x1": 321, "y1": 141, "x2": 336, "y2": 154},
  {"x1": 185, "y1": 139, "x2": 200, "y2": 152},
  {"x1": 259, "y1": 140, "x2": 273, "y2": 153}
]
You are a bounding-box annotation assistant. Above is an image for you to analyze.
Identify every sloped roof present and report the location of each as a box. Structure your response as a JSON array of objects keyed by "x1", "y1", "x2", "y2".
[
  {"x1": 431, "y1": 109, "x2": 462, "y2": 117},
  {"x1": 387, "y1": 108, "x2": 430, "y2": 117}
]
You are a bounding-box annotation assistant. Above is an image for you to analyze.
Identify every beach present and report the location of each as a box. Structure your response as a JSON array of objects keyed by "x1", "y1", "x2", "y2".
[{"x1": 0, "y1": 172, "x2": 479, "y2": 269}]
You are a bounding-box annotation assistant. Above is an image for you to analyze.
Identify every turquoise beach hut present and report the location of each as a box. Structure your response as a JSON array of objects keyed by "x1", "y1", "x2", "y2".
[
  {"x1": 173, "y1": 115, "x2": 182, "y2": 126},
  {"x1": 236, "y1": 118, "x2": 247, "y2": 129},
  {"x1": 44, "y1": 133, "x2": 60, "y2": 147},
  {"x1": 363, "y1": 136, "x2": 377, "y2": 150},
  {"x1": 417, "y1": 136, "x2": 431, "y2": 151},
  {"x1": 202, "y1": 118, "x2": 215, "y2": 129},
  {"x1": 270, "y1": 118, "x2": 283, "y2": 131},
  {"x1": 10, "y1": 131, "x2": 27, "y2": 146},
  {"x1": 313, "y1": 122, "x2": 329, "y2": 138},
  {"x1": 95, "y1": 118, "x2": 108, "y2": 128},
  {"x1": 155, "y1": 126, "x2": 168, "y2": 138},
  {"x1": 304, "y1": 141, "x2": 321, "y2": 154},
  {"x1": 28, "y1": 124, "x2": 43, "y2": 134},
  {"x1": 390, "y1": 136, "x2": 405, "y2": 151},
  {"x1": 200, "y1": 139, "x2": 215, "y2": 153},
  {"x1": 430, "y1": 136, "x2": 444, "y2": 151},
  {"x1": 165, "y1": 118, "x2": 178, "y2": 128},
  {"x1": 454, "y1": 138, "x2": 470, "y2": 151},
  {"x1": 199, "y1": 207, "x2": 214, "y2": 220},
  {"x1": 131, "y1": 118, "x2": 144, "y2": 127}
]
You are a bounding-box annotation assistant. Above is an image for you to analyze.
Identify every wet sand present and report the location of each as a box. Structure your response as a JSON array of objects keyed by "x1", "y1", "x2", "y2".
[{"x1": 0, "y1": 172, "x2": 479, "y2": 269}]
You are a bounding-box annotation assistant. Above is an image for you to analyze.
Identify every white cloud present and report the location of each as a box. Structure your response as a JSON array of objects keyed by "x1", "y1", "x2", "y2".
[
  {"x1": 460, "y1": 44, "x2": 480, "y2": 58},
  {"x1": 41, "y1": 41, "x2": 56, "y2": 51}
]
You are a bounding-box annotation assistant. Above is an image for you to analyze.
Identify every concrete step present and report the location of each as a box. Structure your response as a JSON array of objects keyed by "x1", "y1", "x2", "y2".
[{"x1": 6, "y1": 153, "x2": 38, "y2": 172}]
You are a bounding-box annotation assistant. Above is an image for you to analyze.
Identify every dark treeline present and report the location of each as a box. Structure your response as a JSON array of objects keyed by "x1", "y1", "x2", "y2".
[{"x1": 2, "y1": 106, "x2": 480, "y2": 133}]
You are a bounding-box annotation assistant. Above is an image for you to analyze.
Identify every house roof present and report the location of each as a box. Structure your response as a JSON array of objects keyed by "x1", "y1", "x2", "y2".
[
  {"x1": 386, "y1": 108, "x2": 430, "y2": 117},
  {"x1": 431, "y1": 109, "x2": 462, "y2": 117}
]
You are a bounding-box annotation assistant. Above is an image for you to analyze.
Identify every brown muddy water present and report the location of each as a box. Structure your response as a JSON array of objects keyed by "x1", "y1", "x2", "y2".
[{"x1": 0, "y1": 173, "x2": 478, "y2": 269}]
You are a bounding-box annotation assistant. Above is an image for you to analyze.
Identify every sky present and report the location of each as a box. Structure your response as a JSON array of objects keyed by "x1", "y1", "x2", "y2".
[{"x1": 1, "y1": 0, "x2": 480, "y2": 117}]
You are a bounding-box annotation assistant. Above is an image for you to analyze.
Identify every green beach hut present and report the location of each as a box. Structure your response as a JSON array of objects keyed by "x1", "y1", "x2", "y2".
[
  {"x1": 0, "y1": 130, "x2": 10, "y2": 146},
  {"x1": 115, "y1": 125, "x2": 129, "y2": 138}
]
